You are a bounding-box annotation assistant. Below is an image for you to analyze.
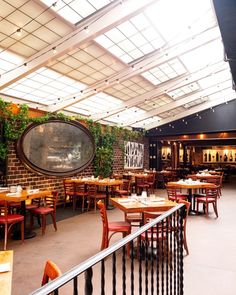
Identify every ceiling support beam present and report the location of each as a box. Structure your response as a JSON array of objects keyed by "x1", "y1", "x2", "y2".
[
  {"x1": 0, "y1": 0, "x2": 157, "y2": 91},
  {"x1": 48, "y1": 25, "x2": 219, "y2": 112},
  {"x1": 122, "y1": 70, "x2": 230, "y2": 126}
]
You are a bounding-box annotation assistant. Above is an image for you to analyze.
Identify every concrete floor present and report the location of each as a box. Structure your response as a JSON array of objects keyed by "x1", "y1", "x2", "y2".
[{"x1": 4, "y1": 178, "x2": 236, "y2": 295}]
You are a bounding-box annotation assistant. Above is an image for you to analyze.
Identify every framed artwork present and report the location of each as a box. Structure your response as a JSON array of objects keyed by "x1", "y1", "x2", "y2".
[{"x1": 124, "y1": 141, "x2": 144, "y2": 169}]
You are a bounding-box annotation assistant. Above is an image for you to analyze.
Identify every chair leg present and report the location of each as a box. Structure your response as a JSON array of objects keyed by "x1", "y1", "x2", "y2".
[
  {"x1": 51, "y1": 213, "x2": 57, "y2": 231},
  {"x1": 213, "y1": 202, "x2": 218, "y2": 218},
  {"x1": 87, "y1": 198, "x2": 91, "y2": 211},
  {"x1": 206, "y1": 203, "x2": 209, "y2": 216},
  {"x1": 183, "y1": 230, "x2": 189, "y2": 255},
  {"x1": 21, "y1": 221, "x2": 24, "y2": 244},
  {"x1": 4, "y1": 223, "x2": 8, "y2": 251},
  {"x1": 42, "y1": 215, "x2": 46, "y2": 235},
  {"x1": 81, "y1": 197, "x2": 85, "y2": 212},
  {"x1": 196, "y1": 201, "x2": 199, "y2": 215}
]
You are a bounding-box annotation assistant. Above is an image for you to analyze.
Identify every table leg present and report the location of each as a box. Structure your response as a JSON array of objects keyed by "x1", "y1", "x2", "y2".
[
  {"x1": 187, "y1": 189, "x2": 197, "y2": 216},
  {"x1": 12, "y1": 201, "x2": 37, "y2": 240},
  {"x1": 106, "y1": 186, "x2": 114, "y2": 210}
]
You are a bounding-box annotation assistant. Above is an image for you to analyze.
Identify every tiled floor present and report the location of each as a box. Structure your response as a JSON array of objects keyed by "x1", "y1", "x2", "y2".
[{"x1": 4, "y1": 178, "x2": 236, "y2": 294}]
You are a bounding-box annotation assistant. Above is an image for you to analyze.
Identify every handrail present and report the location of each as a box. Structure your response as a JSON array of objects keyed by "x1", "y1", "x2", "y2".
[{"x1": 29, "y1": 204, "x2": 184, "y2": 295}]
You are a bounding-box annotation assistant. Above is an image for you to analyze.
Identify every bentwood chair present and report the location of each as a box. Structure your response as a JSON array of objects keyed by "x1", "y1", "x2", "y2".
[
  {"x1": 0, "y1": 200, "x2": 24, "y2": 250},
  {"x1": 63, "y1": 180, "x2": 74, "y2": 208},
  {"x1": 135, "y1": 176, "x2": 149, "y2": 195},
  {"x1": 30, "y1": 191, "x2": 58, "y2": 235},
  {"x1": 97, "y1": 200, "x2": 131, "y2": 250},
  {"x1": 41, "y1": 260, "x2": 62, "y2": 286},
  {"x1": 196, "y1": 187, "x2": 218, "y2": 217}
]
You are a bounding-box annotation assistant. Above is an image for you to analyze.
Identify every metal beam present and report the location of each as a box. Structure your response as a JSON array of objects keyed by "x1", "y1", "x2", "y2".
[
  {"x1": 92, "y1": 58, "x2": 226, "y2": 122},
  {"x1": 0, "y1": 0, "x2": 157, "y2": 90},
  {"x1": 122, "y1": 68, "x2": 230, "y2": 126},
  {"x1": 48, "y1": 25, "x2": 219, "y2": 112}
]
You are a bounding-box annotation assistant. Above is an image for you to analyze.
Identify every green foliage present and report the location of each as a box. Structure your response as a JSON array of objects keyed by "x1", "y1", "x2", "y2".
[
  {"x1": 0, "y1": 142, "x2": 7, "y2": 161},
  {"x1": 0, "y1": 97, "x2": 144, "y2": 175}
]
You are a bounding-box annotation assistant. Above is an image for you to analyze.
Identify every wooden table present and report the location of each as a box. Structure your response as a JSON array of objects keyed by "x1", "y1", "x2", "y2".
[
  {"x1": 186, "y1": 174, "x2": 221, "y2": 181},
  {"x1": 0, "y1": 250, "x2": 13, "y2": 295},
  {"x1": 110, "y1": 197, "x2": 177, "y2": 214},
  {"x1": 66, "y1": 179, "x2": 123, "y2": 209},
  {"x1": 168, "y1": 181, "x2": 216, "y2": 214},
  {"x1": 0, "y1": 189, "x2": 52, "y2": 238}
]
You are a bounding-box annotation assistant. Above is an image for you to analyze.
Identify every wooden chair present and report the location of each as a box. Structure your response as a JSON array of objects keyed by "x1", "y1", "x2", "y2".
[
  {"x1": 87, "y1": 184, "x2": 106, "y2": 212},
  {"x1": 135, "y1": 176, "x2": 149, "y2": 195},
  {"x1": 196, "y1": 187, "x2": 218, "y2": 217},
  {"x1": 63, "y1": 180, "x2": 75, "y2": 208},
  {"x1": 166, "y1": 185, "x2": 188, "y2": 202},
  {"x1": 97, "y1": 200, "x2": 131, "y2": 250},
  {"x1": 30, "y1": 191, "x2": 58, "y2": 235},
  {"x1": 41, "y1": 260, "x2": 62, "y2": 286},
  {"x1": 113, "y1": 179, "x2": 131, "y2": 196},
  {"x1": 74, "y1": 183, "x2": 88, "y2": 212},
  {"x1": 147, "y1": 173, "x2": 156, "y2": 194},
  {"x1": 0, "y1": 200, "x2": 24, "y2": 250}
]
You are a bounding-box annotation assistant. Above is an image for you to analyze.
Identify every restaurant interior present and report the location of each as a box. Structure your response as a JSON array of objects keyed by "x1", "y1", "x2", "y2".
[{"x1": 0, "y1": 0, "x2": 236, "y2": 294}]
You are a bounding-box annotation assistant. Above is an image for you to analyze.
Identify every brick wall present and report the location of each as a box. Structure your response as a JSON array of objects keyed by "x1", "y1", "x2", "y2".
[{"x1": 6, "y1": 137, "x2": 149, "y2": 196}]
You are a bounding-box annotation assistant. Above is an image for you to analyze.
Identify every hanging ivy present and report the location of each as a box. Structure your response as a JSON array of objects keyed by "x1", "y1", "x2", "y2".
[{"x1": 0, "y1": 98, "x2": 144, "y2": 171}]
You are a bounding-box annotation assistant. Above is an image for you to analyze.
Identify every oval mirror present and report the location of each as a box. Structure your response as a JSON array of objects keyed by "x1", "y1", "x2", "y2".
[{"x1": 17, "y1": 119, "x2": 95, "y2": 176}]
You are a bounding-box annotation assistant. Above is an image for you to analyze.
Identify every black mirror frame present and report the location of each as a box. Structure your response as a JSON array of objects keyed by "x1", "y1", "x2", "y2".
[{"x1": 17, "y1": 119, "x2": 95, "y2": 177}]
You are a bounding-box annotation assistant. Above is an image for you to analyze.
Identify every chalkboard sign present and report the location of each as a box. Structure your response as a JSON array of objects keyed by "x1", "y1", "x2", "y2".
[{"x1": 17, "y1": 119, "x2": 95, "y2": 176}]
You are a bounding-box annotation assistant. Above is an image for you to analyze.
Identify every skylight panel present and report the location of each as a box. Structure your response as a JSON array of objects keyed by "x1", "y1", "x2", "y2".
[
  {"x1": 131, "y1": 116, "x2": 161, "y2": 128},
  {"x1": 141, "y1": 59, "x2": 186, "y2": 85},
  {"x1": 70, "y1": 93, "x2": 122, "y2": 116},
  {"x1": 168, "y1": 82, "x2": 200, "y2": 99},
  {"x1": 198, "y1": 69, "x2": 231, "y2": 89},
  {"x1": 180, "y1": 39, "x2": 224, "y2": 72},
  {"x1": 145, "y1": 0, "x2": 214, "y2": 45},
  {"x1": 70, "y1": 0, "x2": 96, "y2": 18},
  {"x1": 95, "y1": 13, "x2": 165, "y2": 63}
]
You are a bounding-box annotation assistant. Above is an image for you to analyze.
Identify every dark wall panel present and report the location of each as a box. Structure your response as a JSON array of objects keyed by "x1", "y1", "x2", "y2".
[{"x1": 147, "y1": 100, "x2": 236, "y2": 137}]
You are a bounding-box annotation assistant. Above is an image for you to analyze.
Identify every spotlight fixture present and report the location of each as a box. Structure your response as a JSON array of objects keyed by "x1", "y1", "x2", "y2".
[
  {"x1": 84, "y1": 26, "x2": 89, "y2": 33},
  {"x1": 105, "y1": 79, "x2": 109, "y2": 85},
  {"x1": 52, "y1": 47, "x2": 57, "y2": 54},
  {"x1": 185, "y1": 121, "x2": 188, "y2": 125},
  {"x1": 116, "y1": 79, "x2": 120, "y2": 84},
  {"x1": 16, "y1": 28, "x2": 22, "y2": 37},
  {"x1": 24, "y1": 63, "x2": 27, "y2": 66}
]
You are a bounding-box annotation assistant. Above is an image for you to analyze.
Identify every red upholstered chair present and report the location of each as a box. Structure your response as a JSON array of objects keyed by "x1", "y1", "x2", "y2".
[
  {"x1": 166, "y1": 185, "x2": 188, "y2": 202},
  {"x1": 87, "y1": 184, "x2": 106, "y2": 212},
  {"x1": 196, "y1": 187, "x2": 218, "y2": 217},
  {"x1": 97, "y1": 200, "x2": 131, "y2": 250},
  {"x1": 113, "y1": 179, "x2": 131, "y2": 196},
  {"x1": 41, "y1": 260, "x2": 62, "y2": 286},
  {"x1": 30, "y1": 191, "x2": 58, "y2": 235},
  {"x1": 0, "y1": 200, "x2": 24, "y2": 250}
]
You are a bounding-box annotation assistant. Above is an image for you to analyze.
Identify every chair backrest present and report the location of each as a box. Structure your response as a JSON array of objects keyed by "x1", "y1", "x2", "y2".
[
  {"x1": 41, "y1": 260, "x2": 62, "y2": 286},
  {"x1": 205, "y1": 187, "x2": 218, "y2": 199},
  {"x1": 178, "y1": 199, "x2": 190, "y2": 225},
  {"x1": 97, "y1": 200, "x2": 108, "y2": 231},
  {"x1": 147, "y1": 173, "x2": 155, "y2": 183},
  {"x1": 87, "y1": 184, "x2": 97, "y2": 196},
  {"x1": 63, "y1": 180, "x2": 75, "y2": 193},
  {"x1": 122, "y1": 179, "x2": 131, "y2": 191},
  {"x1": 74, "y1": 183, "x2": 86, "y2": 194},
  {"x1": 166, "y1": 185, "x2": 179, "y2": 201},
  {"x1": 45, "y1": 191, "x2": 58, "y2": 210}
]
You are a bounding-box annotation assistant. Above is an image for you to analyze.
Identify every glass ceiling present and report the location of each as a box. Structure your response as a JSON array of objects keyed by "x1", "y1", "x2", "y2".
[{"x1": 0, "y1": 0, "x2": 235, "y2": 130}]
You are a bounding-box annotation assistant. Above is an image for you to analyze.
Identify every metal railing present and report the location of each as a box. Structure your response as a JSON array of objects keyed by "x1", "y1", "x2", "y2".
[{"x1": 29, "y1": 204, "x2": 185, "y2": 295}]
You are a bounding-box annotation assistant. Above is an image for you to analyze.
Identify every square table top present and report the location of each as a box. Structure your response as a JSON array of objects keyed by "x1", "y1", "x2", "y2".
[
  {"x1": 110, "y1": 197, "x2": 177, "y2": 213},
  {"x1": 0, "y1": 190, "x2": 52, "y2": 202},
  {"x1": 0, "y1": 250, "x2": 13, "y2": 295}
]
